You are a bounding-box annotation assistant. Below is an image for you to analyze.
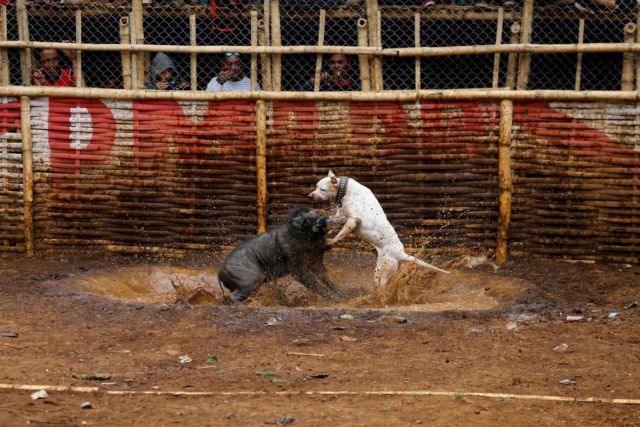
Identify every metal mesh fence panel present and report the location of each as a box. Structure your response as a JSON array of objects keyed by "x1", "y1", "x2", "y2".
[
  {"x1": 528, "y1": 7, "x2": 632, "y2": 90},
  {"x1": 0, "y1": 2, "x2": 636, "y2": 91}
]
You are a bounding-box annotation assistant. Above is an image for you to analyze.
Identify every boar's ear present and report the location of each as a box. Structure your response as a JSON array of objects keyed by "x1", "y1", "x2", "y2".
[
  {"x1": 312, "y1": 216, "x2": 327, "y2": 233},
  {"x1": 328, "y1": 170, "x2": 338, "y2": 184},
  {"x1": 289, "y1": 216, "x2": 303, "y2": 229},
  {"x1": 288, "y1": 207, "x2": 307, "y2": 229}
]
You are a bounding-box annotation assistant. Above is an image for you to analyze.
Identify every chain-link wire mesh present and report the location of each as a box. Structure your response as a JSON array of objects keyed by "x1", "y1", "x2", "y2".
[{"x1": 1, "y1": 1, "x2": 638, "y2": 90}]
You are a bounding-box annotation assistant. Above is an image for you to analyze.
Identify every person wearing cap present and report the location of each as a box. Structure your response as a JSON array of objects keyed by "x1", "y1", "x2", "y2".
[
  {"x1": 206, "y1": 53, "x2": 261, "y2": 92},
  {"x1": 146, "y1": 52, "x2": 189, "y2": 90}
]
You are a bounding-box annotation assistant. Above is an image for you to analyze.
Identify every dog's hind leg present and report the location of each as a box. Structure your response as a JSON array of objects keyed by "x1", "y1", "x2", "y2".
[{"x1": 375, "y1": 255, "x2": 399, "y2": 287}]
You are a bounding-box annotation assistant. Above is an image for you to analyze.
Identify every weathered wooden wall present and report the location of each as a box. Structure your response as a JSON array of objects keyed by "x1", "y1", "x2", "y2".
[{"x1": 0, "y1": 97, "x2": 639, "y2": 263}]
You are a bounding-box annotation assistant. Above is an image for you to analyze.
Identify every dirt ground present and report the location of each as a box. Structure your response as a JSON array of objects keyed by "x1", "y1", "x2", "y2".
[{"x1": 1, "y1": 249, "x2": 639, "y2": 427}]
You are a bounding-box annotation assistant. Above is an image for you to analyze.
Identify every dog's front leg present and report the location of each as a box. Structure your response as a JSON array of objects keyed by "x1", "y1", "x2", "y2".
[{"x1": 328, "y1": 217, "x2": 361, "y2": 246}]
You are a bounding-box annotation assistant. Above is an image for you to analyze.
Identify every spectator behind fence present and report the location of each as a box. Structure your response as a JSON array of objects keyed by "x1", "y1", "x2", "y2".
[
  {"x1": 206, "y1": 53, "x2": 261, "y2": 92},
  {"x1": 146, "y1": 52, "x2": 189, "y2": 90},
  {"x1": 31, "y1": 47, "x2": 78, "y2": 87},
  {"x1": 299, "y1": 53, "x2": 360, "y2": 91}
]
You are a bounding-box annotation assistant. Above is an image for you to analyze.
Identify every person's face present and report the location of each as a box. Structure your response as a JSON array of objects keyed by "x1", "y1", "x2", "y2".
[
  {"x1": 222, "y1": 55, "x2": 244, "y2": 78},
  {"x1": 328, "y1": 54, "x2": 349, "y2": 77},
  {"x1": 157, "y1": 68, "x2": 173, "y2": 82},
  {"x1": 39, "y1": 49, "x2": 60, "y2": 73}
]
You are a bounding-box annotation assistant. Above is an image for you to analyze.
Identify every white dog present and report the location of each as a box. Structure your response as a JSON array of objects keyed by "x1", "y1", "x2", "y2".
[{"x1": 308, "y1": 171, "x2": 449, "y2": 287}]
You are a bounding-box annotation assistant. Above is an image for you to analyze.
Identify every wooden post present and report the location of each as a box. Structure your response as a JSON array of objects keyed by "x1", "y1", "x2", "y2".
[
  {"x1": 575, "y1": 18, "x2": 584, "y2": 91},
  {"x1": 505, "y1": 22, "x2": 520, "y2": 89},
  {"x1": 492, "y1": 7, "x2": 504, "y2": 89},
  {"x1": 621, "y1": 22, "x2": 636, "y2": 91},
  {"x1": 636, "y1": 12, "x2": 640, "y2": 92},
  {"x1": 366, "y1": 0, "x2": 381, "y2": 91},
  {"x1": 260, "y1": 0, "x2": 272, "y2": 91},
  {"x1": 20, "y1": 96, "x2": 34, "y2": 257},
  {"x1": 120, "y1": 16, "x2": 132, "y2": 90},
  {"x1": 375, "y1": 9, "x2": 383, "y2": 91},
  {"x1": 496, "y1": 99, "x2": 513, "y2": 265},
  {"x1": 357, "y1": 18, "x2": 371, "y2": 91},
  {"x1": 516, "y1": 0, "x2": 534, "y2": 90},
  {"x1": 250, "y1": 10, "x2": 258, "y2": 91},
  {"x1": 256, "y1": 100, "x2": 267, "y2": 233},
  {"x1": 414, "y1": 12, "x2": 421, "y2": 91},
  {"x1": 75, "y1": 9, "x2": 83, "y2": 88},
  {"x1": 129, "y1": 12, "x2": 138, "y2": 89},
  {"x1": 190, "y1": 13, "x2": 197, "y2": 91},
  {"x1": 132, "y1": 0, "x2": 145, "y2": 89},
  {"x1": 314, "y1": 9, "x2": 326, "y2": 92},
  {"x1": 16, "y1": 0, "x2": 31, "y2": 86},
  {"x1": 270, "y1": 0, "x2": 281, "y2": 91},
  {"x1": 0, "y1": 5, "x2": 9, "y2": 85}
]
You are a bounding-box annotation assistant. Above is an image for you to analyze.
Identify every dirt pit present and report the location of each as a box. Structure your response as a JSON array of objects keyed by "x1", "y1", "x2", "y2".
[
  {"x1": 2, "y1": 250, "x2": 639, "y2": 426},
  {"x1": 65, "y1": 253, "x2": 528, "y2": 311}
]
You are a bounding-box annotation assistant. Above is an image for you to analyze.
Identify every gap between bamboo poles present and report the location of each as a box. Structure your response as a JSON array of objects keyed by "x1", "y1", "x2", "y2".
[{"x1": 1, "y1": 383, "x2": 639, "y2": 405}]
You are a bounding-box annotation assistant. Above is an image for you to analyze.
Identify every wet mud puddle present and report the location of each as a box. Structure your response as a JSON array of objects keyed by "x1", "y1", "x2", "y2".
[{"x1": 65, "y1": 257, "x2": 530, "y2": 311}]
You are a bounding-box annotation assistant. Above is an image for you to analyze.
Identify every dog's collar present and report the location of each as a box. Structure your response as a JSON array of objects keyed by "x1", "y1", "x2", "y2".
[{"x1": 335, "y1": 177, "x2": 349, "y2": 206}]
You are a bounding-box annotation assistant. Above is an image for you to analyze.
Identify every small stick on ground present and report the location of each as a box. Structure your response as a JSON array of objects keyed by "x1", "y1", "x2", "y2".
[{"x1": 287, "y1": 352, "x2": 325, "y2": 357}]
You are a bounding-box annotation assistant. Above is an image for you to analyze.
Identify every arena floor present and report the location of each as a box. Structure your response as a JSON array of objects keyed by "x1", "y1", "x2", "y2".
[{"x1": 1, "y1": 250, "x2": 638, "y2": 426}]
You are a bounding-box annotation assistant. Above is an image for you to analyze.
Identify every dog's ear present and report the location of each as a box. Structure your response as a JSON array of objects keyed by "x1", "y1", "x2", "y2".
[{"x1": 328, "y1": 170, "x2": 338, "y2": 185}]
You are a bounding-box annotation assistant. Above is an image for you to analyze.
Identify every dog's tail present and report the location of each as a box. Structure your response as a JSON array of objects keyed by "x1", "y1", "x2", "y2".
[{"x1": 403, "y1": 254, "x2": 449, "y2": 274}]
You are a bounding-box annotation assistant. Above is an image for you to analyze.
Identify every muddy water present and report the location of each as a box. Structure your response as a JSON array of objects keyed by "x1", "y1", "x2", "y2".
[{"x1": 65, "y1": 255, "x2": 529, "y2": 311}]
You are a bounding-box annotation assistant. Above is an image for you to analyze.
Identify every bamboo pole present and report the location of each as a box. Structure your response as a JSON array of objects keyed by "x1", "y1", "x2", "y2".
[
  {"x1": 258, "y1": 22, "x2": 271, "y2": 91},
  {"x1": 621, "y1": 22, "x2": 636, "y2": 91},
  {"x1": 314, "y1": 9, "x2": 327, "y2": 92},
  {"x1": 575, "y1": 18, "x2": 584, "y2": 91},
  {"x1": 270, "y1": 0, "x2": 281, "y2": 92},
  {"x1": 0, "y1": 5, "x2": 8, "y2": 86},
  {"x1": 5, "y1": 40, "x2": 640, "y2": 57},
  {"x1": 75, "y1": 9, "x2": 82, "y2": 88},
  {"x1": 190, "y1": 13, "x2": 197, "y2": 91},
  {"x1": 505, "y1": 22, "x2": 520, "y2": 89},
  {"x1": 260, "y1": 0, "x2": 272, "y2": 91},
  {"x1": 20, "y1": 96, "x2": 33, "y2": 257},
  {"x1": 414, "y1": 12, "x2": 421, "y2": 91},
  {"x1": 357, "y1": 18, "x2": 371, "y2": 92},
  {"x1": 492, "y1": 7, "x2": 504, "y2": 89},
  {"x1": 496, "y1": 99, "x2": 513, "y2": 265},
  {"x1": 129, "y1": 12, "x2": 138, "y2": 89},
  {"x1": 256, "y1": 99, "x2": 267, "y2": 233},
  {"x1": 5, "y1": 85, "x2": 640, "y2": 102},
  {"x1": 16, "y1": 0, "x2": 31, "y2": 86},
  {"x1": 250, "y1": 11, "x2": 258, "y2": 92},
  {"x1": 375, "y1": 9, "x2": 383, "y2": 91},
  {"x1": 119, "y1": 16, "x2": 132, "y2": 90},
  {"x1": 516, "y1": 0, "x2": 534, "y2": 90},
  {"x1": 636, "y1": 11, "x2": 640, "y2": 93},
  {"x1": 132, "y1": 0, "x2": 145, "y2": 89},
  {"x1": 366, "y1": 0, "x2": 382, "y2": 91}
]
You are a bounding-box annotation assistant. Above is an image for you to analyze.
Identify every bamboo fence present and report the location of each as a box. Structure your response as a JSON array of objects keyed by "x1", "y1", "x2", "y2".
[{"x1": 0, "y1": 1, "x2": 639, "y2": 264}]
